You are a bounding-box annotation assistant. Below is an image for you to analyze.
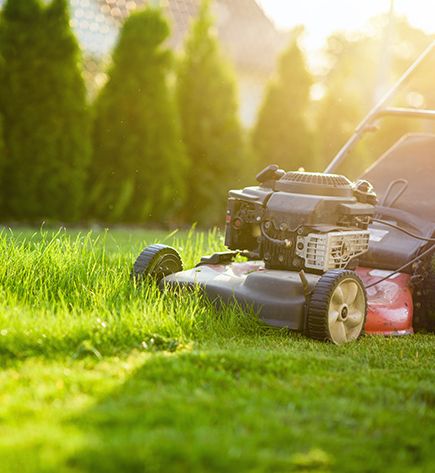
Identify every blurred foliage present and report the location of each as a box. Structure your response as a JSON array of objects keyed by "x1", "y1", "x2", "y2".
[
  {"x1": 176, "y1": 0, "x2": 245, "y2": 226},
  {"x1": 252, "y1": 33, "x2": 315, "y2": 171},
  {"x1": 89, "y1": 8, "x2": 186, "y2": 223},
  {"x1": 316, "y1": 16, "x2": 435, "y2": 178},
  {"x1": 0, "y1": 114, "x2": 4, "y2": 213},
  {"x1": 0, "y1": 0, "x2": 90, "y2": 221},
  {"x1": 0, "y1": 3, "x2": 434, "y2": 225},
  {"x1": 0, "y1": 53, "x2": 3, "y2": 214}
]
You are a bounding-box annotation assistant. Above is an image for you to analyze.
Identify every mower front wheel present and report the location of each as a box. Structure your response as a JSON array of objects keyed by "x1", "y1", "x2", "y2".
[
  {"x1": 131, "y1": 244, "x2": 183, "y2": 283},
  {"x1": 307, "y1": 270, "x2": 367, "y2": 345}
]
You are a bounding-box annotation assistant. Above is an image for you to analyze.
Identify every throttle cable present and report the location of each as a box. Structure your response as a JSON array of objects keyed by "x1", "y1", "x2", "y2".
[
  {"x1": 366, "y1": 215, "x2": 435, "y2": 288},
  {"x1": 372, "y1": 218, "x2": 435, "y2": 242},
  {"x1": 365, "y1": 244, "x2": 434, "y2": 289}
]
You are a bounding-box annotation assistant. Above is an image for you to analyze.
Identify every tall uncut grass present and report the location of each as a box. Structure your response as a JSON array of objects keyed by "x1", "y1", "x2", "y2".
[{"x1": 0, "y1": 227, "x2": 265, "y2": 361}]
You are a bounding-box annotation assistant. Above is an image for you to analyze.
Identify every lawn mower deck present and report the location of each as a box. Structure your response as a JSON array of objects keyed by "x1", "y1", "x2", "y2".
[
  {"x1": 162, "y1": 260, "x2": 414, "y2": 336},
  {"x1": 163, "y1": 260, "x2": 313, "y2": 331}
]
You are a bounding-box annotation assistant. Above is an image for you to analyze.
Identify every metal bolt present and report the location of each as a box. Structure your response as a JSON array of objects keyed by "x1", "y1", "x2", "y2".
[{"x1": 292, "y1": 258, "x2": 302, "y2": 268}]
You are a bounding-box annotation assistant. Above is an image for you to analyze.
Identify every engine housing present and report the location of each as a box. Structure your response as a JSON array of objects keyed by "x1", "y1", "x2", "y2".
[{"x1": 225, "y1": 167, "x2": 376, "y2": 273}]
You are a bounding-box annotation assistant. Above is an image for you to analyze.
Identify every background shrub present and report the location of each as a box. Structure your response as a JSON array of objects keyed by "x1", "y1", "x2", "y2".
[
  {"x1": 89, "y1": 8, "x2": 186, "y2": 223},
  {"x1": 0, "y1": 0, "x2": 90, "y2": 222},
  {"x1": 176, "y1": 0, "x2": 245, "y2": 226},
  {"x1": 252, "y1": 35, "x2": 314, "y2": 172}
]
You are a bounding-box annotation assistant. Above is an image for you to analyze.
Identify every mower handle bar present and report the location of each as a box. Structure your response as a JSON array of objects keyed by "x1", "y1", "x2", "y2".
[
  {"x1": 376, "y1": 107, "x2": 435, "y2": 120},
  {"x1": 325, "y1": 40, "x2": 435, "y2": 174}
]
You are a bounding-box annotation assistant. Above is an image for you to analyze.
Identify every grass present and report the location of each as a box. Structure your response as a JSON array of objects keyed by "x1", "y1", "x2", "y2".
[{"x1": 0, "y1": 227, "x2": 434, "y2": 473}]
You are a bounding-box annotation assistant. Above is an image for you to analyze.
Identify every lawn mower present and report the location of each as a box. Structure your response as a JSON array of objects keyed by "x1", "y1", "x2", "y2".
[{"x1": 132, "y1": 42, "x2": 435, "y2": 344}]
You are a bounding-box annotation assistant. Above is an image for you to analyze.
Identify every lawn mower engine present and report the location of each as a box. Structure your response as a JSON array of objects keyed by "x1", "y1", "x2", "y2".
[
  {"x1": 225, "y1": 165, "x2": 375, "y2": 274},
  {"x1": 133, "y1": 166, "x2": 380, "y2": 345}
]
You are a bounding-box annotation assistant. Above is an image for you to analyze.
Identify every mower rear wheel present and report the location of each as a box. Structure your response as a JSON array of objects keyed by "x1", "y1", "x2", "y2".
[
  {"x1": 131, "y1": 244, "x2": 183, "y2": 283},
  {"x1": 307, "y1": 270, "x2": 367, "y2": 345}
]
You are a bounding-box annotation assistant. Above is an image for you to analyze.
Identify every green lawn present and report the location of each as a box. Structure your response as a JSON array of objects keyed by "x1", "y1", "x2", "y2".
[{"x1": 0, "y1": 227, "x2": 434, "y2": 473}]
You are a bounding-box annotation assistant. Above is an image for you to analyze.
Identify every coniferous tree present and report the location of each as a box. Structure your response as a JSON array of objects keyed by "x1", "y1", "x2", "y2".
[
  {"x1": 0, "y1": 0, "x2": 90, "y2": 221},
  {"x1": 252, "y1": 37, "x2": 315, "y2": 172},
  {"x1": 176, "y1": 0, "x2": 245, "y2": 225},
  {"x1": 90, "y1": 8, "x2": 186, "y2": 223},
  {"x1": 0, "y1": 51, "x2": 4, "y2": 216},
  {"x1": 0, "y1": 114, "x2": 4, "y2": 216},
  {"x1": 0, "y1": 115, "x2": 4, "y2": 164}
]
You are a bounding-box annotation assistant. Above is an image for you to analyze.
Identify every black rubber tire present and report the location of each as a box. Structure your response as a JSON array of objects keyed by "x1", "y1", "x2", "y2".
[
  {"x1": 131, "y1": 244, "x2": 183, "y2": 283},
  {"x1": 307, "y1": 270, "x2": 367, "y2": 344}
]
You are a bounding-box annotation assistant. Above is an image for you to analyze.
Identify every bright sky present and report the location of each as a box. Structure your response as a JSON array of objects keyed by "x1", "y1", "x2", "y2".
[{"x1": 257, "y1": 0, "x2": 435, "y2": 51}]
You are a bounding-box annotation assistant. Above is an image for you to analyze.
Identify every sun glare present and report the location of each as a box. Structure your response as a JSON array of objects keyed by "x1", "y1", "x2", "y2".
[{"x1": 258, "y1": 0, "x2": 435, "y2": 51}]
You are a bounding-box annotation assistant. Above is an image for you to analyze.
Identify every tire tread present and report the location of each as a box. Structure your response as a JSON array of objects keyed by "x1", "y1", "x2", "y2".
[
  {"x1": 131, "y1": 244, "x2": 183, "y2": 281},
  {"x1": 307, "y1": 270, "x2": 367, "y2": 343}
]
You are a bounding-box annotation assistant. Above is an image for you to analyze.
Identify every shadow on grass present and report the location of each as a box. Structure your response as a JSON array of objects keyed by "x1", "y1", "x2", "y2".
[
  {"x1": 66, "y1": 350, "x2": 335, "y2": 473},
  {"x1": 64, "y1": 338, "x2": 435, "y2": 473}
]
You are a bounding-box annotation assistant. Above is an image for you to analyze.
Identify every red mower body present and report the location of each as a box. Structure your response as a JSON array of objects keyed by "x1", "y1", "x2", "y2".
[{"x1": 356, "y1": 268, "x2": 414, "y2": 335}]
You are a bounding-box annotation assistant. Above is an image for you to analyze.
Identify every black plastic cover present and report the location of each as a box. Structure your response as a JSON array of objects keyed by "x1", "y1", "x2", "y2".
[
  {"x1": 359, "y1": 133, "x2": 435, "y2": 271},
  {"x1": 362, "y1": 133, "x2": 435, "y2": 223},
  {"x1": 360, "y1": 206, "x2": 434, "y2": 271}
]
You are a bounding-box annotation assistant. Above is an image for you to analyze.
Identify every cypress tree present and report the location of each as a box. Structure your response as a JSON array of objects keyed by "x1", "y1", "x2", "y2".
[
  {"x1": 0, "y1": 114, "x2": 4, "y2": 166},
  {"x1": 0, "y1": 50, "x2": 4, "y2": 216},
  {"x1": 316, "y1": 89, "x2": 370, "y2": 178},
  {"x1": 0, "y1": 0, "x2": 90, "y2": 221},
  {"x1": 90, "y1": 8, "x2": 186, "y2": 223},
  {"x1": 252, "y1": 37, "x2": 314, "y2": 171},
  {"x1": 0, "y1": 114, "x2": 4, "y2": 217},
  {"x1": 176, "y1": 0, "x2": 245, "y2": 225}
]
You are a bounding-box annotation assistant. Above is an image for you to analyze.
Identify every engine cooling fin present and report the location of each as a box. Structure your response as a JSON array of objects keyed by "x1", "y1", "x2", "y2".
[{"x1": 274, "y1": 171, "x2": 354, "y2": 197}]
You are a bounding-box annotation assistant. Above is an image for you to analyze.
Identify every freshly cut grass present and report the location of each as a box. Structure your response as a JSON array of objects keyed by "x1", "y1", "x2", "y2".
[{"x1": 0, "y1": 227, "x2": 434, "y2": 473}]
